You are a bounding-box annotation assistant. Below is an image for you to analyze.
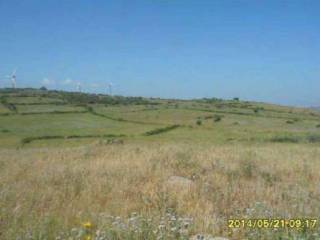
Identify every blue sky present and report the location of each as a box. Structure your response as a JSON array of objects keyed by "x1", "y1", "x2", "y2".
[{"x1": 0, "y1": 0, "x2": 319, "y2": 106}]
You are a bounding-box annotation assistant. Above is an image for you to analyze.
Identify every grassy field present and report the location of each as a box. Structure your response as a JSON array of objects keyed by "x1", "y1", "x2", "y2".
[{"x1": 0, "y1": 89, "x2": 320, "y2": 239}]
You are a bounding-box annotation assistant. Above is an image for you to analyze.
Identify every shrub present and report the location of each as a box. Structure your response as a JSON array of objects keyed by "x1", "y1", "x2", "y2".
[
  {"x1": 4, "y1": 103, "x2": 17, "y2": 112},
  {"x1": 196, "y1": 119, "x2": 202, "y2": 126},
  {"x1": 233, "y1": 97, "x2": 240, "y2": 101},
  {"x1": 316, "y1": 124, "x2": 320, "y2": 128},
  {"x1": 286, "y1": 120, "x2": 295, "y2": 124},
  {"x1": 213, "y1": 115, "x2": 222, "y2": 122}
]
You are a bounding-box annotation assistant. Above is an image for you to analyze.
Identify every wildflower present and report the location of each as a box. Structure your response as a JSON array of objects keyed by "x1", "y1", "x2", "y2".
[
  {"x1": 84, "y1": 236, "x2": 92, "y2": 240},
  {"x1": 82, "y1": 221, "x2": 92, "y2": 228}
]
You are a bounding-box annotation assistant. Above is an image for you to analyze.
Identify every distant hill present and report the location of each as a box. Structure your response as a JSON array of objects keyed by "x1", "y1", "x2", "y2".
[{"x1": 310, "y1": 107, "x2": 320, "y2": 111}]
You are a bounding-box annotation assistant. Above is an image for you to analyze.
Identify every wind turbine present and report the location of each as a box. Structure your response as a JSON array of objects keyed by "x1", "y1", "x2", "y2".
[
  {"x1": 107, "y1": 82, "x2": 113, "y2": 95},
  {"x1": 76, "y1": 82, "x2": 82, "y2": 92},
  {"x1": 4, "y1": 69, "x2": 17, "y2": 88}
]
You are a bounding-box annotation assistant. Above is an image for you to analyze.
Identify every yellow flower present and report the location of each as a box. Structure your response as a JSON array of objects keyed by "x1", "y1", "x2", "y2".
[
  {"x1": 84, "y1": 236, "x2": 92, "y2": 240},
  {"x1": 82, "y1": 221, "x2": 92, "y2": 228}
]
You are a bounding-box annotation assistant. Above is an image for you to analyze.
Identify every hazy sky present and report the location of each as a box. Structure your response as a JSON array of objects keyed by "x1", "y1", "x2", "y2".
[{"x1": 0, "y1": 0, "x2": 319, "y2": 106}]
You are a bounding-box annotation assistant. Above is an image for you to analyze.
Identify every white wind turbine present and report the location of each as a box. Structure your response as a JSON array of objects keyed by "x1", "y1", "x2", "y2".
[
  {"x1": 4, "y1": 69, "x2": 17, "y2": 88},
  {"x1": 107, "y1": 82, "x2": 113, "y2": 95},
  {"x1": 76, "y1": 82, "x2": 82, "y2": 92}
]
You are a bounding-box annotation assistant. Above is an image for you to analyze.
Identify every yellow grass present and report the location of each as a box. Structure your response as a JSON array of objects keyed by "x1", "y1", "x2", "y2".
[{"x1": 1, "y1": 142, "x2": 320, "y2": 239}]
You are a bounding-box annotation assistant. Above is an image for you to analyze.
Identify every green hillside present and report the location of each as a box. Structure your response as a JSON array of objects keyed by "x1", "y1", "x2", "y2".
[{"x1": 0, "y1": 88, "x2": 319, "y2": 148}]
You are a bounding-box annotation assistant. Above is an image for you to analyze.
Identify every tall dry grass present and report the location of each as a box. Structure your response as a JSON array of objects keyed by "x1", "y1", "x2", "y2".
[{"x1": 1, "y1": 142, "x2": 320, "y2": 239}]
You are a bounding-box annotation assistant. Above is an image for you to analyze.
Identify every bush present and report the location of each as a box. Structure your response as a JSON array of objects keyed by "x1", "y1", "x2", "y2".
[
  {"x1": 286, "y1": 120, "x2": 295, "y2": 124},
  {"x1": 196, "y1": 119, "x2": 202, "y2": 126},
  {"x1": 316, "y1": 124, "x2": 320, "y2": 128}
]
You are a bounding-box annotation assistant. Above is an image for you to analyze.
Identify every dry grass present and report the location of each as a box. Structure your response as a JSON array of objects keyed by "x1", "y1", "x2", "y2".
[{"x1": 1, "y1": 142, "x2": 320, "y2": 239}]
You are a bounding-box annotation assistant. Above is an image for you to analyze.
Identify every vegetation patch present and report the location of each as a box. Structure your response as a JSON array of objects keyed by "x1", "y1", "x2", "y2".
[
  {"x1": 213, "y1": 114, "x2": 223, "y2": 122},
  {"x1": 286, "y1": 120, "x2": 295, "y2": 124},
  {"x1": 270, "y1": 134, "x2": 320, "y2": 143},
  {"x1": 270, "y1": 136, "x2": 301, "y2": 143},
  {"x1": 306, "y1": 134, "x2": 320, "y2": 143},
  {"x1": 143, "y1": 125, "x2": 180, "y2": 136},
  {"x1": 0, "y1": 129, "x2": 10, "y2": 133},
  {"x1": 21, "y1": 134, "x2": 126, "y2": 144}
]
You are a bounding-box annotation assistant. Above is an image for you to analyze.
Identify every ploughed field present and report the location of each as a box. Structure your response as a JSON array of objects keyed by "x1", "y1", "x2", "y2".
[{"x1": 1, "y1": 89, "x2": 320, "y2": 239}]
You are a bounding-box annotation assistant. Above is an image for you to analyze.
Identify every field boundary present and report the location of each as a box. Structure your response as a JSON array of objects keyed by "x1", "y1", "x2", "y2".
[
  {"x1": 21, "y1": 134, "x2": 126, "y2": 145},
  {"x1": 183, "y1": 107, "x2": 319, "y2": 121},
  {"x1": 86, "y1": 106, "x2": 164, "y2": 125},
  {"x1": 143, "y1": 124, "x2": 180, "y2": 136}
]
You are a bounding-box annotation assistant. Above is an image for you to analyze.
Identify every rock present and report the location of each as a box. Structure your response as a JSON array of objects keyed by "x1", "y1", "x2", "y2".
[
  {"x1": 95, "y1": 139, "x2": 124, "y2": 145},
  {"x1": 166, "y1": 176, "x2": 194, "y2": 191}
]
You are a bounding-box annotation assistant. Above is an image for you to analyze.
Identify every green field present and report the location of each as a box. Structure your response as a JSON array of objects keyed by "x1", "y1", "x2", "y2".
[
  {"x1": 1, "y1": 89, "x2": 320, "y2": 240},
  {"x1": 0, "y1": 89, "x2": 319, "y2": 148}
]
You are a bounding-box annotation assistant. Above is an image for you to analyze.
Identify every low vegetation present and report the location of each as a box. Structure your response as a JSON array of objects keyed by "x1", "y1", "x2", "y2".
[{"x1": 143, "y1": 125, "x2": 180, "y2": 136}]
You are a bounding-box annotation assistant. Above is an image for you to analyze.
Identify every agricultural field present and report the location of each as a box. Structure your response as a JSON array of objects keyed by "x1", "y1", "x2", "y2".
[{"x1": 1, "y1": 89, "x2": 320, "y2": 239}]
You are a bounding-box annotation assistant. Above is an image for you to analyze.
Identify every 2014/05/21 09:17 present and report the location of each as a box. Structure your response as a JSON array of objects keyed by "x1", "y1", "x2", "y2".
[{"x1": 228, "y1": 219, "x2": 318, "y2": 229}]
